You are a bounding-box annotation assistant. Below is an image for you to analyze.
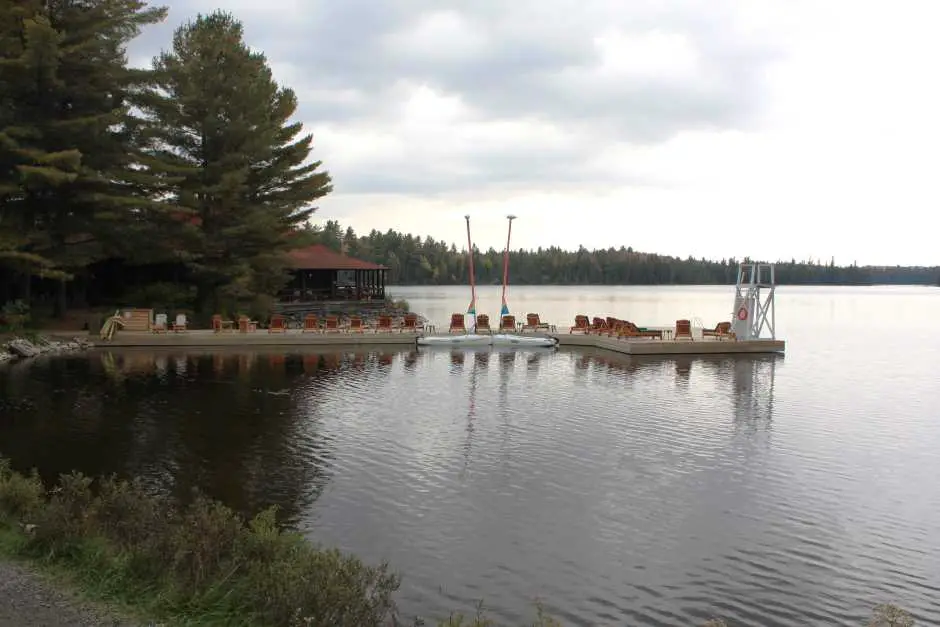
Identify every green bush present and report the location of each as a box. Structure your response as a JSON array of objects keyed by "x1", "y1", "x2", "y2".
[
  {"x1": 0, "y1": 299, "x2": 31, "y2": 332},
  {"x1": 386, "y1": 297, "x2": 410, "y2": 313},
  {"x1": 0, "y1": 458, "x2": 400, "y2": 626}
]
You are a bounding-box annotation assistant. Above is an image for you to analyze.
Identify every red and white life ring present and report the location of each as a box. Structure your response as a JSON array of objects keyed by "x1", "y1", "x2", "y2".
[{"x1": 736, "y1": 306, "x2": 748, "y2": 321}]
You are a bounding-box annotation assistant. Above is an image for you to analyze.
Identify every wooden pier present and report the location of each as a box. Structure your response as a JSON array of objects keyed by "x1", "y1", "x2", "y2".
[
  {"x1": 549, "y1": 332, "x2": 785, "y2": 355},
  {"x1": 92, "y1": 329, "x2": 784, "y2": 356}
]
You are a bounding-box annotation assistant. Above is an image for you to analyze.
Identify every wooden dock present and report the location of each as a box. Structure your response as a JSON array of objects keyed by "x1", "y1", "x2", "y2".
[
  {"x1": 550, "y1": 332, "x2": 785, "y2": 355},
  {"x1": 95, "y1": 330, "x2": 418, "y2": 347},
  {"x1": 93, "y1": 329, "x2": 785, "y2": 356}
]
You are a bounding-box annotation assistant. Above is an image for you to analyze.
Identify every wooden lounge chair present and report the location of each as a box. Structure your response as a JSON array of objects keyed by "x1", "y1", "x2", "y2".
[
  {"x1": 522, "y1": 313, "x2": 550, "y2": 333},
  {"x1": 400, "y1": 314, "x2": 420, "y2": 333},
  {"x1": 302, "y1": 314, "x2": 321, "y2": 333},
  {"x1": 375, "y1": 315, "x2": 393, "y2": 333},
  {"x1": 268, "y1": 314, "x2": 286, "y2": 333},
  {"x1": 475, "y1": 314, "x2": 492, "y2": 334},
  {"x1": 674, "y1": 319, "x2": 693, "y2": 341},
  {"x1": 172, "y1": 313, "x2": 187, "y2": 332},
  {"x1": 570, "y1": 315, "x2": 590, "y2": 333},
  {"x1": 212, "y1": 314, "x2": 234, "y2": 333},
  {"x1": 616, "y1": 321, "x2": 662, "y2": 340},
  {"x1": 702, "y1": 321, "x2": 733, "y2": 340},
  {"x1": 347, "y1": 316, "x2": 365, "y2": 333},
  {"x1": 589, "y1": 317, "x2": 609, "y2": 334},
  {"x1": 152, "y1": 313, "x2": 168, "y2": 333},
  {"x1": 499, "y1": 315, "x2": 516, "y2": 333},
  {"x1": 323, "y1": 315, "x2": 342, "y2": 333},
  {"x1": 601, "y1": 317, "x2": 624, "y2": 337},
  {"x1": 237, "y1": 315, "x2": 258, "y2": 332},
  {"x1": 449, "y1": 313, "x2": 466, "y2": 334}
]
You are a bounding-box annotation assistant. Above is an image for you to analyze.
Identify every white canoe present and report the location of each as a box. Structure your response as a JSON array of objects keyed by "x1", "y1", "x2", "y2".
[
  {"x1": 416, "y1": 334, "x2": 492, "y2": 347},
  {"x1": 490, "y1": 333, "x2": 558, "y2": 347},
  {"x1": 416, "y1": 333, "x2": 558, "y2": 348}
]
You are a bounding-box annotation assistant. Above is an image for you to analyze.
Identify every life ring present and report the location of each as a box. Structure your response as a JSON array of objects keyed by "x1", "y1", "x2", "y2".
[{"x1": 736, "y1": 306, "x2": 748, "y2": 321}]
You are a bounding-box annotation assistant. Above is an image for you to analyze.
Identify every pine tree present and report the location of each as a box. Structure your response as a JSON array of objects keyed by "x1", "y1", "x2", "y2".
[
  {"x1": 0, "y1": 0, "x2": 167, "y2": 311},
  {"x1": 135, "y1": 11, "x2": 333, "y2": 316}
]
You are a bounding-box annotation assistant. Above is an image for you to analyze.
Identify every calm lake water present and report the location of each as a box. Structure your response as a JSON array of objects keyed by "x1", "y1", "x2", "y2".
[{"x1": 2, "y1": 285, "x2": 940, "y2": 625}]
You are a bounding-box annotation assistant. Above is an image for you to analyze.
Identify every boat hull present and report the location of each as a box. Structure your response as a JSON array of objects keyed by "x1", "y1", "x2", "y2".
[
  {"x1": 416, "y1": 333, "x2": 558, "y2": 348},
  {"x1": 416, "y1": 334, "x2": 492, "y2": 347},
  {"x1": 490, "y1": 333, "x2": 557, "y2": 347}
]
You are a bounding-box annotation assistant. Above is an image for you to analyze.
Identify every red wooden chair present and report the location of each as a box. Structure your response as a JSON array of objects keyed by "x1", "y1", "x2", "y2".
[
  {"x1": 375, "y1": 315, "x2": 393, "y2": 333},
  {"x1": 268, "y1": 314, "x2": 286, "y2": 333},
  {"x1": 498, "y1": 315, "x2": 516, "y2": 332},
  {"x1": 302, "y1": 314, "x2": 320, "y2": 333},
  {"x1": 449, "y1": 313, "x2": 466, "y2": 334},
  {"x1": 674, "y1": 319, "x2": 693, "y2": 341}
]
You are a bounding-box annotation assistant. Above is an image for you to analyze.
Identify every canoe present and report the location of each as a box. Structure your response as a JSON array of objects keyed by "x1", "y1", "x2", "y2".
[
  {"x1": 490, "y1": 333, "x2": 558, "y2": 347},
  {"x1": 416, "y1": 334, "x2": 493, "y2": 347}
]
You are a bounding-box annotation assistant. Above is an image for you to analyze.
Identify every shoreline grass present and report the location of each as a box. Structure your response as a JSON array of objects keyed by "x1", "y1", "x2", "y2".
[
  {"x1": 0, "y1": 457, "x2": 918, "y2": 626},
  {"x1": 0, "y1": 457, "x2": 400, "y2": 626}
]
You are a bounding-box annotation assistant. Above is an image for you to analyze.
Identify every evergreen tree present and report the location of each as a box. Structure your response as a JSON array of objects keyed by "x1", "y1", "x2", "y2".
[
  {"x1": 0, "y1": 0, "x2": 167, "y2": 312},
  {"x1": 135, "y1": 11, "x2": 332, "y2": 315}
]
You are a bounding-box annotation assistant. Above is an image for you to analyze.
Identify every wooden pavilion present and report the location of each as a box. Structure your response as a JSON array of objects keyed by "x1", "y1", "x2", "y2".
[{"x1": 281, "y1": 244, "x2": 388, "y2": 302}]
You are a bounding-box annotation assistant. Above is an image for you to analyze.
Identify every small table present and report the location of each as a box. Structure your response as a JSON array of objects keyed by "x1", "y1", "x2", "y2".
[{"x1": 238, "y1": 319, "x2": 258, "y2": 332}]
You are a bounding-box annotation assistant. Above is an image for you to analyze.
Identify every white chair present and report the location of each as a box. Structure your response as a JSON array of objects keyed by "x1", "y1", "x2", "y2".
[
  {"x1": 172, "y1": 313, "x2": 187, "y2": 332},
  {"x1": 153, "y1": 313, "x2": 168, "y2": 333}
]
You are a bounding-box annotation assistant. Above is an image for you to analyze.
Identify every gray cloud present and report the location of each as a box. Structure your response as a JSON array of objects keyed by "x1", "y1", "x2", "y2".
[{"x1": 127, "y1": 0, "x2": 784, "y2": 193}]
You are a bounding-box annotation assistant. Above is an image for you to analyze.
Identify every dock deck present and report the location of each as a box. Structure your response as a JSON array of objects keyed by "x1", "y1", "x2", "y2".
[
  {"x1": 94, "y1": 330, "x2": 418, "y2": 347},
  {"x1": 92, "y1": 329, "x2": 785, "y2": 356},
  {"x1": 550, "y1": 332, "x2": 785, "y2": 355}
]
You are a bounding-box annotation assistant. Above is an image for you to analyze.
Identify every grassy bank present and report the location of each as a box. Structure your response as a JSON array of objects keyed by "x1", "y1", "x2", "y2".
[
  {"x1": 0, "y1": 458, "x2": 917, "y2": 626},
  {"x1": 0, "y1": 457, "x2": 402, "y2": 626}
]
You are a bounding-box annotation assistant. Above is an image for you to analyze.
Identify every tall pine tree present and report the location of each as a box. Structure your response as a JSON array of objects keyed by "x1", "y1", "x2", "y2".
[
  {"x1": 135, "y1": 11, "x2": 332, "y2": 316},
  {"x1": 0, "y1": 0, "x2": 167, "y2": 312}
]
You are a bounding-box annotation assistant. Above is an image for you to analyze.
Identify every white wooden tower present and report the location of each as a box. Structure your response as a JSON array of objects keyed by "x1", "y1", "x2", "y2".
[{"x1": 731, "y1": 263, "x2": 777, "y2": 340}]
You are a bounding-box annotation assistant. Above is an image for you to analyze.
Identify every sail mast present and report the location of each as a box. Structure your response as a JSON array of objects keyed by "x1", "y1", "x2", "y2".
[
  {"x1": 500, "y1": 215, "x2": 516, "y2": 317},
  {"x1": 465, "y1": 215, "x2": 477, "y2": 331}
]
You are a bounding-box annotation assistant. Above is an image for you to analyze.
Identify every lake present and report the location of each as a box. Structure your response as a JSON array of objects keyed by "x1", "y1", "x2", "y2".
[{"x1": 2, "y1": 285, "x2": 939, "y2": 625}]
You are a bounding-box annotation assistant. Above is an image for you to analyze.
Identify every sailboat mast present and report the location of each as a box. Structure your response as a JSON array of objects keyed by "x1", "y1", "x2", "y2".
[
  {"x1": 465, "y1": 215, "x2": 477, "y2": 325},
  {"x1": 500, "y1": 215, "x2": 516, "y2": 317}
]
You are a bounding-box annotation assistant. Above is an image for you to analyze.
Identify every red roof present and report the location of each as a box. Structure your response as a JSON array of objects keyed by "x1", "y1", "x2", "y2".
[{"x1": 287, "y1": 244, "x2": 387, "y2": 270}]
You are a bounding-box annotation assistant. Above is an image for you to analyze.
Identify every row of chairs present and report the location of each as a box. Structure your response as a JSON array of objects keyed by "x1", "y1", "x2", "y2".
[
  {"x1": 211, "y1": 313, "x2": 425, "y2": 334},
  {"x1": 570, "y1": 316, "x2": 735, "y2": 341},
  {"x1": 152, "y1": 313, "x2": 187, "y2": 332},
  {"x1": 448, "y1": 313, "x2": 554, "y2": 334}
]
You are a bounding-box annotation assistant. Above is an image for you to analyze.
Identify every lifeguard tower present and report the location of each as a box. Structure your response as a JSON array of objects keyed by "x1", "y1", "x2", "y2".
[{"x1": 731, "y1": 263, "x2": 776, "y2": 341}]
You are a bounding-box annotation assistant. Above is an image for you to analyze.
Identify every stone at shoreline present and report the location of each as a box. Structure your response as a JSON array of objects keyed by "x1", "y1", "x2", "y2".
[
  {"x1": 2, "y1": 336, "x2": 92, "y2": 362},
  {"x1": 7, "y1": 339, "x2": 41, "y2": 358}
]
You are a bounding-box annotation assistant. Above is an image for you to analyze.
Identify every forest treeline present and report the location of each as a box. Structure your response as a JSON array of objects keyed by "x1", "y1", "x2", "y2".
[{"x1": 309, "y1": 221, "x2": 940, "y2": 286}]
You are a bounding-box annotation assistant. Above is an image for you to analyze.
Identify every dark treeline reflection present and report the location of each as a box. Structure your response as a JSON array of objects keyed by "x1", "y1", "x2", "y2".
[{"x1": 0, "y1": 349, "x2": 406, "y2": 526}]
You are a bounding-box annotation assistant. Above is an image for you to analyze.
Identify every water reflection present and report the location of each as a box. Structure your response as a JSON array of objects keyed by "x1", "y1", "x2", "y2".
[
  {"x1": 460, "y1": 352, "x2": 487, "y2": 479},
  {"x1": 0, "y1": 349, "x2": 344, "y2": 526},
  {"x1": 3, "y1": 346, "x2": 938, "y2": 626}
]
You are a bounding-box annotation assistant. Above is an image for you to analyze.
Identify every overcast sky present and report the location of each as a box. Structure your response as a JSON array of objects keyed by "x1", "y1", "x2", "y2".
[{"x1": 129, "y1": 1, "x2": 940, "y2": 266}]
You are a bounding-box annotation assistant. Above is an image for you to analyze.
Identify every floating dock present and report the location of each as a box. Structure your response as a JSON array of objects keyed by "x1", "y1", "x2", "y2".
[
  {"x1": 90, "y1": 329, "x2": 784, "y2": 356},
  {"x1": 93, "y1": 330, "x2": 419, "y2": 348},
  {"x1": 550, "y1": 332, "x2": 784, "y2": 355}
]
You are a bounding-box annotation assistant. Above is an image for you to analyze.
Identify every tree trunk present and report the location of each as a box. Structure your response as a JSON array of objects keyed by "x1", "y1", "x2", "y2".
[
  {"x1": 194, "y1": 282, "x2": 217, "y2": 322},
  {"x1": 21, "y1": 272, "x2": 31, "y2": 305},
  {"x1": 53, "y1": 279, "x2": 67, "y2": 319}
]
